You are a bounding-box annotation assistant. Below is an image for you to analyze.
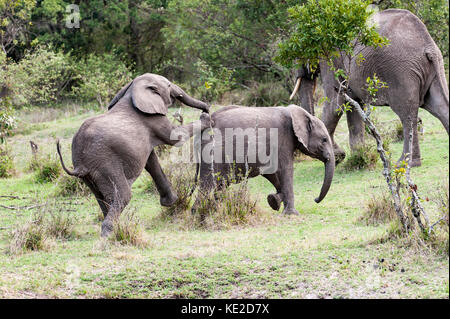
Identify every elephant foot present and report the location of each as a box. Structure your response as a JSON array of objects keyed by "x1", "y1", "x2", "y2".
[
  {"x1": 282, "y1": 207, "x2": 300, "y2": 216},
  {"x1": 410, "y1": 158, "x2": 422, "y2": 167},
  {"x1": 267, "y1": 193, "x2": 282, "y2": 211},
  {"x1": 160, "y1": 192, "x2": 178, "y2": 207},
  {"x1": 101, "y1": 220, "x2": 114, "y2": 238}
]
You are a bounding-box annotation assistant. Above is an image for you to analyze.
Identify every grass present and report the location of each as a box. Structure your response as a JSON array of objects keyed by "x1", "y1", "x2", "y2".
[{"x1": 0, "y1": 103, "x2": 448, "y2": 298}]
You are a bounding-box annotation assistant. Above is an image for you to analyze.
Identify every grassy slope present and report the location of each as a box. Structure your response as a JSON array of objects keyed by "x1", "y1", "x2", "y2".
[{"x1": 0, "y1": 104, "x2": 448, "y2": 299}]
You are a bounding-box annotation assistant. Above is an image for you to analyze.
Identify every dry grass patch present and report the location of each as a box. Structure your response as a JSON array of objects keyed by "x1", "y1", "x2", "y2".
[
  {"x1": 110, "y1": 208, "x2": 149, "y2": 248},
  {"x1": 359, "y1": 191, "x2": 397, "y2": 226},
  {"x1": 54, "y1": 174, "x2": 90, "y2": 197},
  {"x1": 158, "y1": 163, "x2": 271, "y2": 230},
  {"x1": 8, "y1": 200, "x2": 79, "y2": 254}
]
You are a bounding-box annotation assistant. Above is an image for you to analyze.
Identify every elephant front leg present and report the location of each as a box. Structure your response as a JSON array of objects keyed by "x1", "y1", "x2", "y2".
[
  {"x1": 321, "y1": 93, "x2": 346, "y2": 164},
  {"x1": 145, "y1": 150, "x2": 178, "y2": 207},
  {"x1": 346, "y1": 107, "x2": 365, "y2": 152},
  {"x1": 156, "y1": 113, "x2": 212, "y2": 147},
  {"x1": 278, "y1": 162, "x2": 300, "y2": 216}
]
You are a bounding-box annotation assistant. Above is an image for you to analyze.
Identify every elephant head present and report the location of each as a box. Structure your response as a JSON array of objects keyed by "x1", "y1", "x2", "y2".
[
  {"x1": 290, "y1": 65, "x2": 318, "y2": 115},
  {"x1": 108, "y1": 73, "x2": 210, "y2": 114},
  {"x1": 288, "y1": 105, "x2": 335, "y2": 203}
]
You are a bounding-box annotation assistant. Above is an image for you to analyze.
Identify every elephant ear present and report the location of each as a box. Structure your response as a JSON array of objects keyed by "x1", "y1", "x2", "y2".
[
  {"x1": 108, "y1": 81, "x2": 133, "y2": 110},
  {"x1": 130, "y1": 75, "x2": 168, "y2": 115},
  {"x1": 288, "y1": 105, "x2": 312, "y2": 150}
]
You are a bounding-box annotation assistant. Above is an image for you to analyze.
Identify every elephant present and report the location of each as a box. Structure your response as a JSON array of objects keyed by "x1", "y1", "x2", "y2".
[
  {"x1": 290, "y1": 9, "x2": 449, "y2": 167},
  {"x1": 56, "y1": 73, "x2": 212, "y2": 237},
  {"x1": 192, "y1": 104, "x2": 335, "y2": 215}
]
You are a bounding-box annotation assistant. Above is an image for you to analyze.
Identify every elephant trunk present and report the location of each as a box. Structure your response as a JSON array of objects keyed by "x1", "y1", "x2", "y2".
[
  {"x1": 315, "y1": 149, "x2": 335, "y2": 203},
  {"x1": 171, "y1": 84, "x2": 210, "y2": 113}
]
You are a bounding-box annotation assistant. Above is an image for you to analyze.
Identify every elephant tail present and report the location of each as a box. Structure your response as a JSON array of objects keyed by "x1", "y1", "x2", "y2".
[
  {"x1": 426, "y1": 48, "x2": 449, "y2": 101},
  {"x1": 56, "y1": 140, "x2": 86, "y2": 177}
]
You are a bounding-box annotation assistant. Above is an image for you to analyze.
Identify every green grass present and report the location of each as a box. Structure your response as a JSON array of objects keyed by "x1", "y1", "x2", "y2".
[{"x1": 0, "y1": 104, "x2": 448, "y2": 298}]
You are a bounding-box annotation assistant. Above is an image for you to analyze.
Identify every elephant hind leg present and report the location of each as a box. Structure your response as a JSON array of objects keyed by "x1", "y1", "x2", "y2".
[
  {"x1": 263, "y1": 173, "x2": 283, "y2": 211},
  {"x1": 89, "y1": 171, "x2": 132, "y2": 237},
  {"x1": 399, "y1": 112, "x2": 421, "y2": 167},
  {"x1": 82, "y1": 176, "x2": 109, "y2": 218}
]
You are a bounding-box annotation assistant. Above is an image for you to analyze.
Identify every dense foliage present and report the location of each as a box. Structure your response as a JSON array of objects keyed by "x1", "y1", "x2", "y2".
[{"x1": 0, "y1": 0, "x2": 448, "y2": 108}]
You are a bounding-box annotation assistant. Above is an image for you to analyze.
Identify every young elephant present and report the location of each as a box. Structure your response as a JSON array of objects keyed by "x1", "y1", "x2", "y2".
[
  {"x1": 57, "y1": 73, "x2": 212, "y2": 237},
  {"x1": 192, "y1": 104, "x2": 335, "y2": 215}
]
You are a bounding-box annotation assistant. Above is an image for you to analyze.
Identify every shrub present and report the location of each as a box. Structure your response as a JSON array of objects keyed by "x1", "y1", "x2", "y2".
[
  {"x1": 71, "y1": 53, "x2": 132, "y2": 107},
  {"x1": 241, "y1": 81, "x2": 289, "y2": 106},
  {"x1": 45, "y1": 208, "x2": 78, "y2": 240},
  {"x1": 110, "y1": 208, "x2": 148, "y2": 247},
  {"x1": 0, "y1": 144, "x2": 15, "y2": 178},
  {"x1": 9, "y1": 222, "x2": 48, "y2": 255},
  {"x1": 31, "y1": 154, "x2": 61, "y2": 183},
  {"x1": 159, "y1": 163, "x2": 265, "y2": 230},
  {"x1": 188, "y1": 60, "x2": 234, "y2": 102},
  {"x1": 360, "y1": 191, "x2": 397, "y2": 226},
  {"x1": 9, "y1": 200, "x2": 80, "y2": 254},
  {"x1": 8, "y1": 45, "x2": 75, "y2": 107},
  {"x1": 343, "y1": 144, "x2": 378, "y2": 171},
  {"x1": 55, "y1": 174, "x2": 90, "y2": 197},
  {"x1": 196, "y1": 178, "x2": 260, "y2": 230},
  {"x1": 160, "y1": 163, "x2": 197, "y2": 217}
]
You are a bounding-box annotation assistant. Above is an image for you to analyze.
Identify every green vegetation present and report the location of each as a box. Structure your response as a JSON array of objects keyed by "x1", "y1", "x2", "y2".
[
  {"x1": 0, "y1": 0, "x2": 448, "y2": 299},
  {"x1": 0, "y1": 104, "x2": 447, "y2": 298}
]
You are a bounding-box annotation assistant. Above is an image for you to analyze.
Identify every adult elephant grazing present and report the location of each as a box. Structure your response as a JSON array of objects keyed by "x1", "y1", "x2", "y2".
[
  {"x1": 57, "y1": 73, "x2": 211, "y2": 237},
  {"x1": 192, "y1": 105, "x2": 335, "y2": 215},
  {"x1": 290, "y1": 9, "x2": 449, "y2": 167}
]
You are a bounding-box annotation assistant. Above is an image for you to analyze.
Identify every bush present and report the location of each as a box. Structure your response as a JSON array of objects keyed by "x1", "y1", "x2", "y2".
[
  {"x1": 32, "y1": 154, "x2": 61, "y2": 183},
  {"x1": 9, "y1": 200, "x2": 80, "y2": 254},
  {"x1": 360, "y1": 191, "x2": 397, "y2": 226},
  {"x1": 8, "y1": 45, "x2": 75, "y2": 107},
  {"x1": 54, "y1": 174, "x2": 90, "y2": 197},
  {"x1": 0, "y1": 144, "x2": 15, "y2": 178},
  {"x1": 9, "y1": 221, "x2": 48, "y2": 255},
  {"x1": 45, "y1": 208, "x2": 78, "y2": 240},
  {"x1": 196, "y1": 179, "x2": 260, "y2": 230},
  {"x1": 343, "y1": 144, "x2": 379, "y2": 171},
  {"x1": 71, "y1": 53, "x2": 132, "y2": 107},
  {"x1": 110, "y1": 208, "x2": 148, "y2": 247},
  {"x1": 241, "y1": 81, "x2": 289, "y2": 106},
  {"x1": 160, "y1": 163, "x2": 197, "y2": 217},
  {"x1": 160, "y1": 163, "x2": 265, "y2": 230}
]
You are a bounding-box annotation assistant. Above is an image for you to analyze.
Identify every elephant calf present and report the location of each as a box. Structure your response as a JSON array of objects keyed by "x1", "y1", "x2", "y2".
[
  {"x1": 57, "y1": 73, "x2": 211, "y2": 237},
  {"x1": 192, "y1": 105, "x2": 335, "y2": 215}
]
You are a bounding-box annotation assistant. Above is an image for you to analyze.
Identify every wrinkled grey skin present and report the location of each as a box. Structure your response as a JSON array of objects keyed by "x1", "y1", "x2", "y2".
[
  {"x1": 57, "y1": 73, "x2": 211, "y2": 237},
  {"x1": 293, "y1": 9, "x2": 449, "y2": 167},
  {"x1": 192, "y1": 105, "x2": 335, "y2": 215}
]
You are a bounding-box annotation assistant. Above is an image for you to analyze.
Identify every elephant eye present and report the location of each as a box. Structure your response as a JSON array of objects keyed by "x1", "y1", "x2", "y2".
[
  {"x1": 148, "y1": 86, "x2": 160, "y2": 95},
  {"x1": 322, "y1": 137, "x2": 327, "y2": 143}
]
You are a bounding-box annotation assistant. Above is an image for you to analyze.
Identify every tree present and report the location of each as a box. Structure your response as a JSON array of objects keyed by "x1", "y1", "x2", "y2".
[
  {"x1": 276, "y1": 0, "x2": 436, "y2": 237},
  {"x1": 0, "y1": 0, "x2": 36, "y2": 58},
  {"x1": 162, "y1": 0, "x2": 300, "y2": 85}
]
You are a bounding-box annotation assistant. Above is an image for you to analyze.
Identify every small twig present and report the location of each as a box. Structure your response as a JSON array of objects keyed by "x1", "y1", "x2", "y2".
[
  {"x1": 0, "y1": 195, "x2": 31, "y2": 200},
  {"x1": 429, "y1": 215, "x2": 447, "y2": 234},
  {"x1": 342, "y1": 92, "x2": 407, "y2": 229},
  {"x1": 0, "y1": 203, "x2": 46, "y2": 210}
]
